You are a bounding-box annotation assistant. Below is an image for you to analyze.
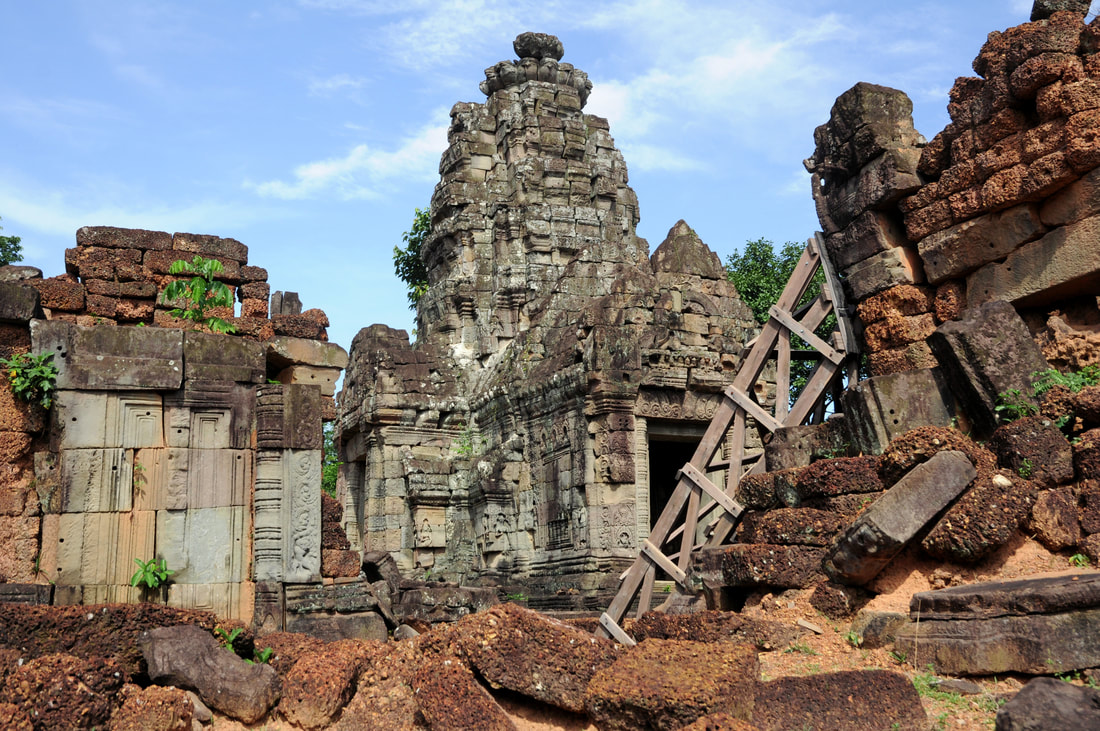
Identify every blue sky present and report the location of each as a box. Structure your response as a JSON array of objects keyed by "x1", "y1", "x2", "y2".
[{"x1": 1, "y1": 0, "x2": 1074, "y2": 352}]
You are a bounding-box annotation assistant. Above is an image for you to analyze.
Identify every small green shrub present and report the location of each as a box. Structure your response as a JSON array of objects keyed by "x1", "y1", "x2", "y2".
[
  {"x1": 1070, "y1": 553, "x2": 1090, "y2": 568},
  {"x1": 130, "y1": 557, "x2": 174, "y2": 589},
  {"x1": 0, "y1": 352, "x2": 58, "y2": 409},
  {"x1": 1032, "y1": 366, "x2": 1100, "y2": 396},
  {"x1": 161, "y1": 255, "x2": 237, "y2": 334},
  {"x1": 995, "y1": 388, "x2": 1038, "y2": 422},
  {"x1": 844, "y1": 630, "x2": 862, "y2": 648},
  {"x1": 1018, "y1": 457, "x2": 1034, "y2": 479},
  {"x1": 253, "y1": 647, "x2": 274, "y2": 664},
  {"x1": 214, "y1": 626, "x2": 243, "y2": 649}
]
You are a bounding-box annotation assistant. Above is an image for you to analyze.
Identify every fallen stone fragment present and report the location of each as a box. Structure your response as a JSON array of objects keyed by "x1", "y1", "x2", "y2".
[
  {"x1": 631, "y1": 610, "x2": 800, "y2": 650},
  {"x1": 908, "y1": 571, "x2": 1100, "y2": 620},
  {"x1": 878, "y1": 426, "x2": 995, "y2": 486},
  {"x1": 808, "y1": 581, "x2": 872, "y2": 620},
  {"x1": 737, "y1": 508, "x2": 848, "y2": 546},
  {"x1": 921, "y1": 470, "x2": 1037, "y2": 562},
  {"x1": 996, "y1": 676, "x2": 1100, "y2": 730},
  {"x1": 988, "y1": 416, "x2": 1074, "y2": 488},
  {"x1": 110, "y1": 683, "x2": 195, "y2": 731},
  {"x1": 711, "y1": 543, "x2": 828, "y2": 589},
  {"x1": 413, "y1": 658, "x2": 515, "y2": 731},
  {"x1": 1028, "y1": 486, "x2": 1082, "y2": 551},
  {"x1": 0, "y1": 653, "x2": 125, "y2": 731},
  {"x1": 584, "y1": 639, "x2": 757, "y2": 730},
  {"x1": 824, "y1": 450, "x2": 976, "y2": 585},
  {"x1": 278, "y1": 643, "x2": 361, "y2": 730},
  {"x1": 140, "y1": 624, "x2": 280, "y2": 724},
  {"x1": 454, "y1": 603, "x2": 621, "y2": 713},
  {"x1": 333, "y1": 676, "x2": 424, "y2": 731},
  {"x1": 850, "y1": 610, "x2": 908, "y2": 649},
  {"x1": 752, "y1": 670, "x2": 926, "y2": 731}
]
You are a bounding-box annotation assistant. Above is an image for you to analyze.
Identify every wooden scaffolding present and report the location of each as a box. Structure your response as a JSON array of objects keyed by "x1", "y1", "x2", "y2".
[{"x1": 596, "y1": 233, "x2": 859, "y2": 644}]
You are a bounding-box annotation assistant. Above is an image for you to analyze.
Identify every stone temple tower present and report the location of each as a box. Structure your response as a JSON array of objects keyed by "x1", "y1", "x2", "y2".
[{"x1": 339, "y1": 33, "x2": 759, "y2": 608}]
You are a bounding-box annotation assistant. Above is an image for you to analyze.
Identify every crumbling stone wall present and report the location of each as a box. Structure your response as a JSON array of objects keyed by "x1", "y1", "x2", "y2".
[
  {"x1": 806, "y1": 5, "x2": 1100, "y2": 385},
  {"x1": 339, "y1": 33, "x2": 760, "y2": 606},
  {"x1": 0, "y1": 229, "x2": 350, "y2": 627}
]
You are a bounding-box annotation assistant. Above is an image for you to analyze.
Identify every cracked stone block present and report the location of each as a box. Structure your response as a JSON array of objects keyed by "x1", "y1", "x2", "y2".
[
  {"x1": 841, "y1": 368, "x2": 955, "y2": 455},
  {"x1": 183, "y1": 331, "x2": 265, "y2": 383},
  {"x1": 823, "y1": 450, "x2": 976, "y2": 585},
  {"x1": 31, "y1": 320, "x2": 183, "y2": 390}
]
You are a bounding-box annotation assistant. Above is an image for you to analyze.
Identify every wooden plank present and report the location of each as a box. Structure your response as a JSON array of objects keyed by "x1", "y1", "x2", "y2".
[
  {"x1": 600, "y1": 613, "x2": 637, "y2": 646},
  {"x1": 636, "y1": 563, "x2": 656, "y2": 619},
  {"x1": 678, "y1": 482, "x2": 701, "y2": 576},
  {"x1": 705, "y1": 457, "x2": 764, "y2": 546},
  {"x1": 776, "y1": 333, "x2": 790, "y2": 421},
  {"x1": 788, "y1": 358, "x2": 842, "y2": 426},
  {"x1": 641, "y1": 540, "x2": 687, "y2": 585},
  {"x1": 769, "y1": 305, "x2": 844, "y2": 364},
  {"x1": 686, "y1": 395, "x2": 739, "y2": 472},
  {"x1": 724, "y1": 385, "x2": 782, "y2": 433},
  {"x1": 726, "y1": 409, "x2": 746, "y2": 495},
  {"x1": 812, "y1": 233, "x2": 858, "y2": 355},
  {"x1": 681, "y1": 463, "x2": 743, "y2": 519}
]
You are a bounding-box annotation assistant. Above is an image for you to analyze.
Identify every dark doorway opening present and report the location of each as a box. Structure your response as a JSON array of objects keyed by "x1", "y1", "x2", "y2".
[{"x1": 647, "y1": 434, "x2": 699, "y2": 532}]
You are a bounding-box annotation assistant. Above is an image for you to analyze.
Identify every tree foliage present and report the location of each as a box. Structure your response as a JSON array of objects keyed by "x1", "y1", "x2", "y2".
[
  {"x1": 0, "y1": 216, "x2": 23, "y2": 266},
  {"x1": 322, "y1": 421, "x2": 341, "y2": 498},
  {"x1": 725, "y1": 238, "x2": 835, "y2": 407},
  {"x1": 393, "y1": 207, "x2": 431, "y2": 309},
  {"x1": 161, "y1": 255, "x2": 237, "y2": 334}
]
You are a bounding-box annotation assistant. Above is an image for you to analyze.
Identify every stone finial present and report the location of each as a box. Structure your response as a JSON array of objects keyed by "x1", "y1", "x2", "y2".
[
  {"x1": 1030, "y1": 0, "x2": 1090, "y2": 21},
  {"x1": 650, "y1": 220, "x2": 725, "y2": 280},
  {"x1": 514, "y1": 32, "x2": 564, "y2": 61}
]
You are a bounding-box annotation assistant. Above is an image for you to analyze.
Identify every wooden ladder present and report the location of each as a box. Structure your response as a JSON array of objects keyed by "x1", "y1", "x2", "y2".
[{"x1": 595, "y1": 233, "x2": 859, "y2": 644}]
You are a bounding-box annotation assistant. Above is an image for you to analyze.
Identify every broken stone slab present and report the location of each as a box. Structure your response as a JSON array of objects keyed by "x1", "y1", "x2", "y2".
[
  {"x1": 1029, "y1": 486, "x2": 1083, "y2": 550},
  {"x1": 140, "y1": 624, "x2": 280, "y2": 724},
  {"x1": 850, "y1": 610, "x2": 908, "y2": 649},
  {"x1": 995, "y1": 676, "x2": 1100, "y2": 730},
  {"x1": 456, "y1": 603, "x2": 621, "y2": 713},
  {"x1": 917, "y1": 204, "x2": 1045, "y2": 284},
  {"x1": 967, "y1": 214, "x2": 1100, "y2": 309},
  {"x1": 763, "y1": 415, "x2": 849, "y2": 471},
  {"x1": 182, "y1": 331, "x2": 265, "y2": 383},
  {"x1": 414, "y1": 658, "x2": 516, "y2": 731},
  {"x1": 842, "y1": 245, "x2": 925, "y2": 301},
  {"x1": 710, "y1": 543, "x2": 827, "y2": 589},
  {"x1": 895, "y1": 606, "x2": 1100, "y2": 675},
  {"x1": 752, "y1": 670, "x2": 927, "y2": 731},
  {"x1": 988, "y1": 416, "x2": 1074, "y2": 488},
  {"x1": 266, "y1": 335, "x2": 349, "y2": 370},
  {"x1": 278, "y1": 644, "x2": 359, "y2": 731},
  {"x1": 0, "y1": 282, "x2": 40, "y2": 323},
  {"x1": 584, "y1": 639, "x2": 757, "y2": 731},
  {"x1": 928, "y1": 300, "x2": 1050, "y2": 438},
  {"x1": 841, "y1": 368, "x2": 956, "y2": 456},
  {"x1": 910, "y1": 571, "x2": 1100, "y2": 620},
  {"x1": 823, "y1": 450, "x2": 976, "y2": 585},
  {"x1": 284, "y1": 611, "x2": 388, "y2": 642},
  {"x1": 393, "y1": 584, "x2": 498, "y2": 625},
  {"x1": 31, "y1": 320, "x2": 183, "y2": 390},
  {"x1": 921, "y1": 470, "x2": 1036, "y2": 563}
]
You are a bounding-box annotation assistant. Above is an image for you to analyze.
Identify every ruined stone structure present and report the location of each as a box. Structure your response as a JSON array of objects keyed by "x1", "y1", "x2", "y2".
[
  {"x1": 339, "y1": 33, "x2": 759, "y2": 606},
  {"x1": 0, "y1": 228, "x2": 351, "y2": 626}
]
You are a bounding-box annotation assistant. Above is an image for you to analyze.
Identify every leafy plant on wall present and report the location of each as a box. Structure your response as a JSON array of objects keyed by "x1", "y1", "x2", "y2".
[{"x1": 160, "y1": 255, "x2": 237, "y2": 334}]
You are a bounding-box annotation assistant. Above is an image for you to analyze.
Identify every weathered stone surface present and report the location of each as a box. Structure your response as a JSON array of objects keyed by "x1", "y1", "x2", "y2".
[
  {"x1": 988, "y1": 416, "x2": 1074, "y2": 487},
  {"x1": 0, "y1": 265, "x2": 41, "y2": 282},
  {"x1": 841, "y1": 368, "x2": 956, "y2": 455},
  {"x1": 266, "y1": 335, "x2": 348, "y2": 369},
  {"x1": 854, "y1": 284, "x2": 934, "y2": 324},
  {"x1": 922, "y1": 470, "x2": 1037, "y2": 562},
  {"x1": 918, "y1": 204, "x2": 1045, "y2": 284},
  {"x1": 630, "y1": 610, "x2": 800, "y2": 649},
  {"x1": 110, "y1": 684, "x2": 195, "y2": 731},
  {"x1": 1029, "y1": 486, "x2": 1083, "y2": 550},
  {"x1": 1076, "y1": 428, "x2": 1100, "y2": 479},
  {"x1": 896, "y1": 603, "x2": 1100, "y2": 675},
  {"x1": 172, "y1": 231, "x2": 248, "y2": 262},
  {"x1": 278, "y1": 644, "x2": 361, "y2": 730},
  {"x1": 928, "y1": 300, "x2": 1050, "y2": 437},
  {"x1": 332, "y1": 675, "x2": 423, "y2": 731},
  {"x1": 322, "y1": 549, "x2": 361, "y2": 577},
  {"x1": 795, "y1": 456, "x2": 884, "y2": 499},
  {"x1": 0, "y1": 653, "x2": 125, "y2": 730},
  {"x1": 715, "y1": 543, "x2": 827, "y2": 589},
  {"x1": 808, "y1": 581, "x2": 872, "y2": 620},
  {"x1": 823, "y1": 450, "x2": 976, "y2": 585},
  {"x1": 0, "y1": 282, "x2": 40, "y2": 323},
  {"x1": 394, "y1": 584, "x2": 498, "y2": 625},
  {"x1": 1030, "y1": 0, "x2": 1091, "y2": 21},
  {"x1": 183, "y1": 331, "x2": 265, "y2": 383},
  {"x1": 456, "y1": 603, "x2": 620, "y2": 713},
  {"x1": 414, "y1": 658, "x2": 515, "y2": 731},
  {"x1": 141, "y1": 624, "x2": 279, "y2": 724},
  {"x1": 734, "y1": 468, "x2": 802, "y2": 510},
  {"x1": 878, "y1": 425, "x2": 997, "y2": 486},
  {"x1": 514, "y1": 31, "x2": 564, "y2": 61},
  {"x1": 276, "y1": 364, "x2": 341, "y2": 396},
  {"x1": 850, "y1": 610, "x2": 908, "y2": 649},
  {"x1": 32, "y1": 320, "x2": 183, "y2": 390},
  {"x1": 911, "y1": 572, "x2": 1100, "y2": 620},
  {"x1": 650, "y1": 220, "x2": 725, "y2": 279},
  {"x1": 1040, "y1": 157, "x2": 1100, "y2": 226},
  {"x1": 256, "y1": 384, "x2": 321, "y2": 449},
  {"x1": 253, "y1": 449, "x2": 321, "y2": 583},
  {"x1": 29, "y1": 276, "x2": 85, "y2": 312},
  {"x1": 968, "y1": 214, "x2": 1100, "y2": 308},
  {"x1": 286, "y1": 610, "x2": 388, "y2": 642},
  {"x1": 996, "y1": 676, "x2": 1100, "y2": 730},
  {"x1": 763, "y1": 417, "x2": 849, "y2": 471},
  {"x1": 752, "y1": 670, "x2": 926, "y2": 731},
  {"x1": 842, "y1": 246, "x2": 925, "y2": 301},
  {"x1": 77, "y1": 225, "x2": 172, "y2": 250},
  {"x1": 825, "y1": 209, "x2": 908, "y2": 271},
  {"x1": 737, "y1": 508, "x2": 847, "y2": 546},
  {"x1": 585, "y1": 639, "x2": 757, "y2": 731}
]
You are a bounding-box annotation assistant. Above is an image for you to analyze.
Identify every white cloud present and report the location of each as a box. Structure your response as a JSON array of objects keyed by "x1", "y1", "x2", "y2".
[
  {"x1": 309, "y1": 74, "x2": 369, "y2": 96},
  {"x1": 619, "y1": 143, "x2": 705, "y2": 173},
  {"x1": 249, "y1": 114, "x2": 448, "y2": 200}
]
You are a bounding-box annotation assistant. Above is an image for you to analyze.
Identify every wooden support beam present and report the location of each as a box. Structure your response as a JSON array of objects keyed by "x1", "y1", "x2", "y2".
[
  {"x1": 681, "y1": 463, "x2": 743, "y2": 519},
  {"x1": 600, "y1": 613, "x2": 637, "y2": 646},
  {"x1": 642, "y1": 540, "x2": 687, "y2": 585},
  {"x1": 724, "y1": 385, "x2": 782, "y2": 433},
  {"x1": 635, "y1": 563, "x2": 656, "y2": 620},
  {"x1": 769, "y1": 305, "x2": 844, "y2": 364}
]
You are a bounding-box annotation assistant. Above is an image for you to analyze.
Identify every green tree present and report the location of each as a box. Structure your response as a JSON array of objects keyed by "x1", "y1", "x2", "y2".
[
  {"x1": 393, "y1": 207, "x2": 431, "y2": 309},
  {"x1": 160, "y1": 255, "x2": 237, "y2": 334},
  {"x1": 322, "y1": 421, "x2": 341, "y2": 498},
  {"x1": 0, "y1": 216, "x2": 23, "y2": 266},
  {"x1": 725, "y1": 238, "x2": 834, "y2": 407}
]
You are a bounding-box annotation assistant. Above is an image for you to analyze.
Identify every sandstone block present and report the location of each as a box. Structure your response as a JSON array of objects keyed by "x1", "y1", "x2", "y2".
[
  {"x1": 181, "y1": 331, "x2": 265, "y2": 383},
  {"x1": 584, "y1": 639, "x2": 757, "y2": 730},
  {"x1": 842, "y1": 246, "x2": 924, "y2": 301},
  {"x1": 1041, "y1": 163, "x2": 1100, "y2": 226},
  {"x1": 996, "y1": 677, "x2": 1100, "y2": 731},
  {"x1": 867, "y1": 341, "x2": 939, "y2": 376},
  {"x1": 52, "y1": 391, "x2": 165, "y2": 450},
  {"x1": 917, "y1": 204, "x2": 1044, "y2": 284},
  {"x1": 0, "y1": 283, "x2": 41, "y2": 323},
  {"x1": 141, "y1": 624, "x2": 278, "y2": 724},
  {"x1": 928, "y1": 300, "x2": 1051, "y2": 437},
  {"x1": 824, "y1": 210, "x2": 908, "y2": 271},
  {"x1": 77, "y1": 226, "x2": 171, "y2": 250},
  {"x1": 903, "y1": 198, "x2": 953, "y2": 242},
  {"x1": 823, "y1": 450, "x2": 976, "y2": 585},
  {"x1": 32, "y1": 320, "x2": 183, "y2": 391},
  {"x1": 763, "y1": 417, "x2": 849, "y2": 471},
  {"x1": 841, "y1": 368, "x2": 955, "y2": 455},
  {"x1": 826, "y1": 147, "x2": 923, "y2": 229},
  {"x1": 1029, "y1": 486, "x2": 1082, "y2": 550},
  {"x1": 276, "y1": 365, "x2": 341, "y2": 396},
  {"x1": 863, "y1": 312, "x2": 936, "y2": 352}
]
